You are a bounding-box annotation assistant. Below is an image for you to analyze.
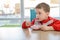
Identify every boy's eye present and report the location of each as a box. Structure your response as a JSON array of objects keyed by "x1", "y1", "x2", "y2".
[{"x1": 39, "y1": 12, "x2": 41, "y2": 14}]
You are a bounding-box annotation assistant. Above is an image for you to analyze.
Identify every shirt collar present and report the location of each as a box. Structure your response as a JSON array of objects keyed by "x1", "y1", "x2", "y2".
[{"x1": 41, "y1": 16, "x2": 51, "y2": 23}]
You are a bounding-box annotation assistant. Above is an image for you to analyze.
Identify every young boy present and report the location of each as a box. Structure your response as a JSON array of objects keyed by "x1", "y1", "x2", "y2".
[{"x1": 22, "y1": 3, "x2": 60, "y2": 31}]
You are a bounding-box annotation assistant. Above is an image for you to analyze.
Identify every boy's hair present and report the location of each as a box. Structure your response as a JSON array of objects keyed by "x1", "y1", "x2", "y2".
[{"x1": 36, "y1": 3, "x2": 50, "y2": 12}]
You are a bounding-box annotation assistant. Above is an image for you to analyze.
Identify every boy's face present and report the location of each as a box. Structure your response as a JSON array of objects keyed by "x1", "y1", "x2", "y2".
[{"x1": 36, "y1": 8, "x2": 49, "y2": 21}]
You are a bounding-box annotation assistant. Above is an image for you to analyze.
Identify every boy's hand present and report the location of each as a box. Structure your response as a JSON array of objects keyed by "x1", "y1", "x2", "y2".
[
  {"x1": 40, "y1": 25, "x2": 54, "y2": 31},
  {"x1": 26, "y1": 21, "x2": 31, "y2": 26}
]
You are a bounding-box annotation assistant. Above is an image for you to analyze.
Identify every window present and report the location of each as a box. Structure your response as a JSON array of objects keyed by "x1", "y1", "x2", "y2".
[
  {"x1": 0, "y1": 0, "x2": 21, "y2": 18},
  {"x1": 50, "y1": 0, "x2": 59, "y2": 17},
  {"x1": 50, "y1": 5, "x2": 59, "y2": 17},
  {"x1": 0, "y1": 0, "x2": 21, "y2": 27}
]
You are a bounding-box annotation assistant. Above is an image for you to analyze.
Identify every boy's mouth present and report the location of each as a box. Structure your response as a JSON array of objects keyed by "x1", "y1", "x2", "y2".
[
  {"x1": 36, "y1": 18, "x2": 39, "y2": 19},
  {"x1": 36, "y1": 18, "x2": 42, "y2": 21},
  {"x1": 36, "y1": 18, "x2": 39, "y2": 21}
]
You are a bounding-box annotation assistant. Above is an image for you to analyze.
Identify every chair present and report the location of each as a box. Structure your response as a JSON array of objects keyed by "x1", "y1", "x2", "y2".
[{"x1": 30, "y1": 9, "x2": 36, "y2": 22}]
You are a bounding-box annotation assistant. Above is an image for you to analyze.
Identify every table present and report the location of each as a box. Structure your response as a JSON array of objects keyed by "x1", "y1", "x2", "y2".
[{"x1": 0, "y1": 27, "x2": 60, "y2": 40}]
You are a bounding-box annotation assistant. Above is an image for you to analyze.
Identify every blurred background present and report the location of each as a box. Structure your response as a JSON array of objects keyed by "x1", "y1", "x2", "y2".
[{"x1": 0, "y1": 0, "x2": 59, "y2": 27}]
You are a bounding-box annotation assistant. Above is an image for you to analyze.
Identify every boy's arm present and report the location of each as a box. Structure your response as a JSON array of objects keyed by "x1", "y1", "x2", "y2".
[
  {"x1": 40, "y1": 20, "x2": 60, "y2": 31},
  {"x1": 22, "y1": 21, "x2": 29, "y2": 29},
  {"x1": 40, "y1": 25, "x2": 54, "y2": 31},
  {"x1": 22, "y1": 19, "x2": 35, "y2": 29},
  {"x1": 51, "y1": 20, "x2": 60, "y2": 31},
  {"x1": 48, "y1": 26, "x2": 54, "y2": 30}
]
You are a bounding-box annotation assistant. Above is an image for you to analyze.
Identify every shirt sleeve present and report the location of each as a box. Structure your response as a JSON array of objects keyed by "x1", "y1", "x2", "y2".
[
  {"x1": 52, "y1": 20, "x2": 60, "y2": 31},
  {"x1": 22, "y1": 19, "x2": 35, "y2": 29}
]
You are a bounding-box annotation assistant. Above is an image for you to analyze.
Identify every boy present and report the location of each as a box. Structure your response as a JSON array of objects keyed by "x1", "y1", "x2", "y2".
[{"x1": 22, "y1": 3, "x2": 60, "y2": 31}]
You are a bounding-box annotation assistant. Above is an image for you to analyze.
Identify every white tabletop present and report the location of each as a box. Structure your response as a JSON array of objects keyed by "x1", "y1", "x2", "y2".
[{"x1": 0, "y1": 27, "x2": 60, "y2": 40}]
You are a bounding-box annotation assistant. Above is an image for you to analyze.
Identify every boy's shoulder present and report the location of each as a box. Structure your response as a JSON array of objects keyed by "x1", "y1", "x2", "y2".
[{"x1": 49, "y1": 16, "x2": 60, "y2": 22}]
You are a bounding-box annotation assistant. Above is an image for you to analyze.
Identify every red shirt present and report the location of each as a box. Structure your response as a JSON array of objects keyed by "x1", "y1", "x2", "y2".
[{"x1": 22, "y1": 17, "x2": 60, "y2": 31}]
